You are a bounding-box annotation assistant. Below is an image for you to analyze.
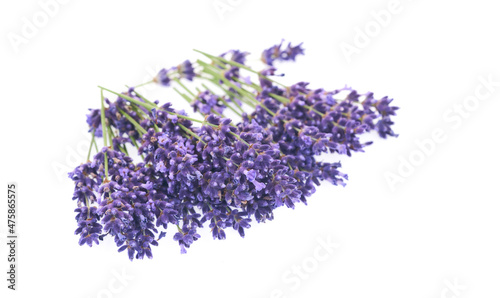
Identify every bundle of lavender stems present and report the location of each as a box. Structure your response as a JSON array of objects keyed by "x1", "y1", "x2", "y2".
[{"x1": 69, "y1": 41, "x2": 398, "y2": 259}]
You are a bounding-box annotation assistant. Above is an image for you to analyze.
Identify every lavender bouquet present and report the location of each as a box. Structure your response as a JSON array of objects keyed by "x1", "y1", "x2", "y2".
[{"x1": 69, "y1": 41, "x2": 398, "y2": 260}]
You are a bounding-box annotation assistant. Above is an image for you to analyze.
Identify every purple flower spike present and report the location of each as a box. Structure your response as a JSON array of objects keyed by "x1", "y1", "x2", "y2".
[
  {"x1": 177, "y1": 60, "x2": 196, "y2": 81},
  {"x1": 261, "y1": 40, "x2": 305, "y2": 66},
  {"x1": 155, "y1": 68, "x2": 171, "y2": 86}
]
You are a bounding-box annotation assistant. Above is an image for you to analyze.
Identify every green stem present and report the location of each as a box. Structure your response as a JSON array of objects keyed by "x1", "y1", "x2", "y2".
[
  {"x1": 119, "y1": 87, "x2": 227, "y2": 130},
  {"x1": 198, "y1": 62, "x2": 263, "y2": 111},
  {"x1": 107, "y1": 126, "x2": 128, "y2": 155},
  {"x1": 130, "y1": 136, "x2": 144, "y2": 160},
  {"x1": 199, "y1": 62, "x2": 258, "y2": 104},
  {"x1": 100, "y1": 91, "x2": 108, "y2": 147},
  {"x1": 87, "y1": 129, "x2": 96, "y2": 161},
  {"x1": 268, "y1": 93, "x2": 290, "y2": 104},
  {"x1": 99, "y1": 86, "x2": 156, "y2": 111},
  {"x1": 107, "y1": 125, "x2": 113, "y2": 149},
  {"x1": 202, "y1": 75, "x2": 255, "y2": 108},
  {"x1": 197, "y1": 60, "x2": 258, "y2": 109},
  {"x1": 229, "y1": 132, "x2": 250, "y2": 146},
  {"x1": 177, "y1": 123, "x2": 206, "y2": 145},
  {"x1": 193, "y1": 49, "x2": 287, "y2": 87},
  {"x1": 134, "y1": 80, "x2": 154, "y2": 89},
  {"x1": 168, "y1": 112, "x2": 214, "y2": 127},
  {"x1": 93, "y1": 135, "x2": 98, "y2": 153},
  {"x1": 119, "y1": 109, "x2": 148, "y2": 135},
  {"x1": 228, "y1": 96, "x2": 247, "y2": 113},
  {"x1": 234, "y1": 77, "x2": 262, "y2": 92},
  {"x1": 219, "y1": 96, "x2": 243, "y2": 117},
  {"x1": 173, "y1": 87, "x2": 194, "y2": 104},
  {"x1": 126, "y1": 86, "x2": 157, "y2": 107},
  {"x1": 173, "y1": 78, "x2": 196, "y2": 98},
  {"x1": 211, "y1": 109, "x2": 224, "y2": 118},
  {"x1": 100, "y1": 89, "x2": 109, "y2": 180},
  {"x1": 203, "y1": 53, "x2": 261, "y2": 93},
  {"x1": 201, "y1": 83, "x2": 243, "y2": 117},
  {"x1": 153, "y1": 123, "x2": 160, "y2": 133},
  {"x1": 197, "y1": 51, "x2": 342, "y2": 127},
  {"x1": 130, "y1": 104, "x2": 145, "y2": 120}
]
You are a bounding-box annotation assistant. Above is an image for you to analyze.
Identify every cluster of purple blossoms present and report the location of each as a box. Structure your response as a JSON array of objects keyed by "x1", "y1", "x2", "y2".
[
  {"x1": 154, "y1": 60, "x2": 196, "y2": 87},
  {"x1": 69, "y1": 40, "x2": 398, "y2": 260},
  {"x1": 261, "y1": 40, "x2": 305, "y2": 66},
  {"x1": 191, "y1": 90, "x2": 226, "y2": 115}
]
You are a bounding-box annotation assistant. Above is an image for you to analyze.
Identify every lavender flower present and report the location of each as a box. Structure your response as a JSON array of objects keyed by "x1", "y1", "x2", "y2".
[
  {"x1": 69, "y1": 41, "x2": 398, "y2": 259},
  {"x1": 154, "y1": 68, "x2": 171, "y2": 86},
  {"x1": 192, "y1": 90, "x2": 225, "y2": 115},
  {"x1": 261, "y1": 40, "x2": 305, "y2": 66},
  {"x1": 177, "y1": 60, "x2": 196, "y2": 81}
]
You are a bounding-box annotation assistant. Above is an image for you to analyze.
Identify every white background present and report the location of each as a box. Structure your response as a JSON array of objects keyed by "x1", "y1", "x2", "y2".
[{"x1": 1, "y1": 0, "x2": 499, "y2": 297}]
